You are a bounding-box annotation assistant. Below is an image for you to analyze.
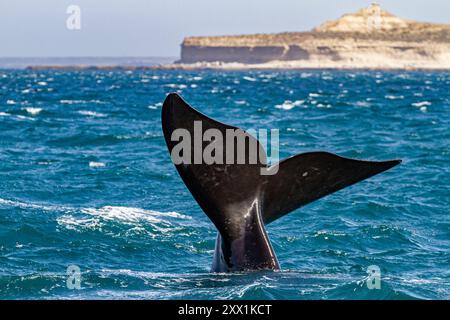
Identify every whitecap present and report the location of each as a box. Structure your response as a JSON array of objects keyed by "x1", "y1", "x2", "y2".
[
  {"x1": 275, "y1": 100, "x2": 305, "y2": 110},
  {"x1": 148, "y1": 102, "x2": 163, "y2": 110},
  {"x1": 24, "y1": 107, "x2": 43, "y2": 115},
  {"x1": 243, "y1": 76, "x2": 256, "y2": 82},
  {"x1": 309, "y1": 93, "x2": 320, "y2": 98},
  {"x1": 37, "y1": 81, "x2": 47, "y2": 86},
  {"x1": 0, "y1": 198, "x2": 192, "y2": 233},
  {"x1": 61, "y1": 99, "x2": 84, "y2": 104},
  {"x1": 81, "y1": 206, "x2": 189, "y2": 223},
  {"x1": 6, "y1": 100, "x2": 16, "y2": 105},
  {"x1": 385, "y1": 95, "x2": 404, "y2": 100},
  {"x1": 56, "y1": 206, "x2": 191, "y2": 234},
  {"x1": 420, "y1": 106, "x2": 427, "y2": 112},
  {"x1": 164, "y1": 84, "x2": 187, "y2": 89},
  {"x1": 412, "y1": 101, "x2": 431, "y2": 107},
  {"x1": 355, "y1": 101, "x2": 370, "y2": 107},
  {"x1": 0, "y1": 112, "x2": 10, "y2": 116},
  {"x1": 61, "y1": 99, "x2": 105, "y2": 105},
  {"x1": 89, "y1": 161, "x2": 106, "y2": 168},
  {"x1": 78, "y1": 110, "x2": 107, "y2": 117}
]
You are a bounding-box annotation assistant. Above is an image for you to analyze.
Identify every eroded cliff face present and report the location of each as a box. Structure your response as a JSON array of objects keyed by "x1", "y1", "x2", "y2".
[
  {"x1": 181, "y1": 45, "x2": 310, "y2": 63},
  {"x1": 178, "y1": 4, "x2": 450, "y2": 69}
]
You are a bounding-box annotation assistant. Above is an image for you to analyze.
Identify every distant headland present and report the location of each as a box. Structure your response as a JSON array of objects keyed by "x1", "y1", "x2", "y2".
[
  {"x1": 168, "y1": 3, "x2": 450, "y2": 70},
  {"x1": 26, "y1": 4, "x2": 450, "y2": 71}
]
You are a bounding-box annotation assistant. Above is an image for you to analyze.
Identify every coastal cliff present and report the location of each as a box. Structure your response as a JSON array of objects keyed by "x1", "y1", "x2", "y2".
[{"x1": 175, "y1": 4, "x2": 450, "y2": 69}]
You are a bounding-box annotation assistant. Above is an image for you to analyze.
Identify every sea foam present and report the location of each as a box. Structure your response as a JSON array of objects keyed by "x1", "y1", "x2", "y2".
[
  {"x1": 78, "y1": 110, "x2": 107, "y2": 117},
  {"x1": 24, "y1": 107, "x2": 43, "y2": 115},
  {"x1": 275, "y1": 100, "x2": 305, "y2": 110}
]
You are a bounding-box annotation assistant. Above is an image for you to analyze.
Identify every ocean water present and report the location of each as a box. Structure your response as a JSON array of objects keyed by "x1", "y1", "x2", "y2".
[{"x1": 0, "y1": 69, "x2": 448, "y2": 300}]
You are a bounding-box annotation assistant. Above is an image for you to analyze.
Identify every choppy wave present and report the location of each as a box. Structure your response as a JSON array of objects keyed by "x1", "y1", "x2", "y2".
[
  {"x1": 148, "y1": 102, "x2": 163, "y2": 109},
  {"x1": 0, "y1": 197, "x2": 193, "y2": 243},
  {"x1": 89, "y1": 161, "x2": 106, "y2": 168},
  {"x1": 412, "y1": 101, "x2": 431, "y2": 107},
  {"x1": 0, "y1": 198, "x2": 189, "y2": 223},
  {"x1": 0, "y1": 69, "x2": 449, "y2": 299},
  {"x1": 60, "y1": 99, "x2": 106, "y2": 104},
  {"x1": 56, "y1": 205, "x2": 192, "y2": 237},
  {"x1": 275, "y1": 100, "x2": 305, "y2": 110},
  {"x1": 77, "y1": 110, "x2": 107, "y2": 117},
  {"x1": 243, "y1": 76, "x2": 257, "y2": 82},
  {"x1": 24, "y1": 107, "x2": 43, "y2": 115},
  {"x1": 80, "y1": 206, "x2": 190, "y2": 224}
]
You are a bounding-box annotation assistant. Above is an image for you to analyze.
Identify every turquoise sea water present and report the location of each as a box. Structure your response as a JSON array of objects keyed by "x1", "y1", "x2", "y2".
[{"x1": 0, "y1": 70, "x2": 448, "y2": 299}]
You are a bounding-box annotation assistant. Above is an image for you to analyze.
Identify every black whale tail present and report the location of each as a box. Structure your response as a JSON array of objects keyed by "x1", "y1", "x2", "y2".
[
  {"x1": 161, "y1": 93, "x2": 401, "y2": 271},
  {"x1": 262, "y1": 152, "x2": 401, "y2": 224}
]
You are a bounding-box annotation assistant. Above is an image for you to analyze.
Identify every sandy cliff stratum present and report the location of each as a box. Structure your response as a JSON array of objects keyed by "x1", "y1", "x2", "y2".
[{"x1": 172, "y1": 4, "x2": 450, "y2": 70}]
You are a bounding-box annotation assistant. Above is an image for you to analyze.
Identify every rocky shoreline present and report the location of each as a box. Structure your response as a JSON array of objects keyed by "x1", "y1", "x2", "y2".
[{"x1": 25, "y1": 61, "x2": 450, "y2": 71}]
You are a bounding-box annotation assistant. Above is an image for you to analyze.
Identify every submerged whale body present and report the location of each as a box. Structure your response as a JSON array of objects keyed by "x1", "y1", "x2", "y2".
[{"x1": 161, "y1": 93, "x2": 401, "y2": 272}]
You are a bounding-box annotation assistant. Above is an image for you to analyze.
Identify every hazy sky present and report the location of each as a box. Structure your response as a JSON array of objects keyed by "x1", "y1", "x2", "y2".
[{"x1": 0, "y1": 0, "x2": 448, "y2": 58}]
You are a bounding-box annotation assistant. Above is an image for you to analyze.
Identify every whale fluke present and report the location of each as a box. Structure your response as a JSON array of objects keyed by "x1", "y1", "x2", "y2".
[
  {"x1": 161, "y1": 93, "x2": 401, "y2": 272},
  {"x1": 263, "y1": 152, "x2": 401, "y2": 224}
]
